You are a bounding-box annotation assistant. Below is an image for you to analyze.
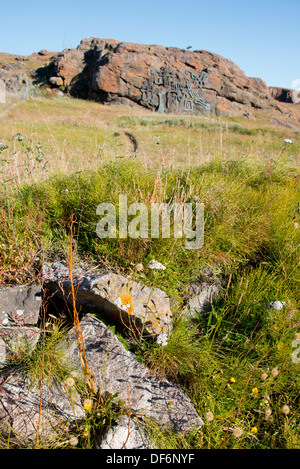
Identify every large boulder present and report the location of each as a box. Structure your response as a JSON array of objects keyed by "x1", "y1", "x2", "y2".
[{"x1": 47, "y1": 37, "x2": 281, "y2": 117}]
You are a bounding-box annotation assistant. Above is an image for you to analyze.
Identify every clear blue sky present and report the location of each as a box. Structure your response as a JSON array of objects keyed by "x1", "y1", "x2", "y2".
[{"x1": 1, "y1": 0, "x2": 299, "y2": 89}]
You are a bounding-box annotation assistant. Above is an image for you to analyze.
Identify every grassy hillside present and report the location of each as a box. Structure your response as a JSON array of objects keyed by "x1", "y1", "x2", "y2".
[{"x1": 0, "y1": 95, "x2": 299, "y2": 448}]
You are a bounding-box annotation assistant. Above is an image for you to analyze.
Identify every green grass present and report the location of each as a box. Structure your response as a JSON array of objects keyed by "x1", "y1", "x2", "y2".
[{"x1": 0, "y1": 94, "x2": 299, "y2": 449}]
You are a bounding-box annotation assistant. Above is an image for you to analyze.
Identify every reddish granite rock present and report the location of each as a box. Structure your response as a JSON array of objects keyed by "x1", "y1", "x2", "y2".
[{"x1": 47, "y1": 37, "x2": 282, "y2": 117}]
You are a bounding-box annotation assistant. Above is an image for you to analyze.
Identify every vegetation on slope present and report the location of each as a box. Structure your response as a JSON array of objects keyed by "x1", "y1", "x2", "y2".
[{"x1": 0, "y1": 95, "x2": 299, "y2": 448}]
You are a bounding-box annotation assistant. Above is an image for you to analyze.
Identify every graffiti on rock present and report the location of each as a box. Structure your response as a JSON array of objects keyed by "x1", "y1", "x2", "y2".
[{"x1": 141, "y1": 66, "x2": 210, "y2": 113}]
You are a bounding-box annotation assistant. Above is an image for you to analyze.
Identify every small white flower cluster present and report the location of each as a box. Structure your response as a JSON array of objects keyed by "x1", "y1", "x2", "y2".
[
  {"x1": 157, "y1": 332, "x2": 168, "y2": 347},
  {"x1": 148, "y1": 260, "x2": 166, "y2": 270},
  {"x1": 284, "y1": 139, "x2": 293, "y2": 144},
  {"x1": 269, "y1": 301, "x2": 286, "y2": 310}
]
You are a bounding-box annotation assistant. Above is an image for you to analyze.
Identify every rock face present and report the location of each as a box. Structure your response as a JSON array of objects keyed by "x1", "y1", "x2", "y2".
[
  {"x1": 66, "y1": 314, "x2": 203, "y2": 434},
  {"x1": 48, "y1": 37, "x2": 280, "y2": 117},
  {"x1": 42, "y1": 262, "x2": 173, "y2": 337}
]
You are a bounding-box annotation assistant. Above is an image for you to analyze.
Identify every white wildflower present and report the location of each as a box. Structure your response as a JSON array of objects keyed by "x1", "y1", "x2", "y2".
[
  {"x1": 65, "y1": 377, "x2": 75, "y2": 387},
  {"x1": 205, "y1": 411, "x2": 214, "y2": 422},
  {"x1": 282, "y1": 405, "x2": 290, "y2": 415},
  {"x1": 148, "y1": 260, "x2": 166, "y2": 270},
  {"x1": 157, "y1": 332, "x2": 168, "y2": 347},
  {"x1": 284, "y1": 139, "x2": 293, "y2": 144},
  {"x1": 69, "y1": 436, "x2": 79, "y2": 446},
  {"x1": 233, "y1": 427, "x2": 243, "y2": 438},
  {"x1": 268, "y1": 301, "x2": 286, "y2": 310}
]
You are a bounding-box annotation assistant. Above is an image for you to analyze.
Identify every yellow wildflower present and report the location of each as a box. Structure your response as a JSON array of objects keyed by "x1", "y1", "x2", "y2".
[
  {"x1": 251, "y1": 426, "x2": 258, "y2": 433},
  {"x1": 83, "y1": 398, "x2": 93, "y2": 412},
  {"x1": 252, "y1": 387, "x2": 259, "y2": 394},
  {"x1": 229, "y1": 377, "x2": 236, "y2": 383}
]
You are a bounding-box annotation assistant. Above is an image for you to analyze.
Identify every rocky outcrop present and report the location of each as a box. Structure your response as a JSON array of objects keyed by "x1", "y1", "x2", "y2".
[
  {"x1": 269, "y1": 86, "x2": 300, "y2": 104},
  {"x1": 47, "y1": 37, "x2": 282, "y2": 117},
  {"x1": 0, "y1": 264, "x2": 204, "y2": 447},
  {"x1": 0, "y1": 51, "x2": 57, "y2": 104}
]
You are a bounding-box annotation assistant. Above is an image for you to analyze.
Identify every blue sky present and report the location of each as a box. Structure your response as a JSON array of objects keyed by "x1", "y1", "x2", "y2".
[{"x1": 1, "y1": 0, "x2": 299, "y2": 89}]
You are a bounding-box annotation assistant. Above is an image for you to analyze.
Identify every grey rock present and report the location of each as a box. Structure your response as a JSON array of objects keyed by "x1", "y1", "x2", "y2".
[
  {"x1": 65, "y1": 314, "x2": 203, "y2": 433},
  {"x1": 42, "y1": 262, "x2": 173, "y2": 337},
  {"x1": 0, "y1": 367, "x2": 85, "y2": 445},
  {"x1": 0, "y1": 66, "x2": 28, "y2": 95},
  {"x1": 184, "y1": 282, "x2": 221, "y2": 319},
  {"x1": 0, "y1": 326, "x2": 40, "y2": 367},
  {"x1": 0, "y1": 285, "x2": 42, "y2": 326},
  {"x1": 97, "y1": 416, "x2": 151, "y2": 449}
]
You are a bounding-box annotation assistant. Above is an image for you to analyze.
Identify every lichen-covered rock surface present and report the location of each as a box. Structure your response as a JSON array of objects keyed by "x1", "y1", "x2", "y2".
[
  {"x1": 47, "y1": 37, "x2": 284, "y2": 117},
  {"x1": 42, "y1": 262, "x2": 173, "y2": 337}
]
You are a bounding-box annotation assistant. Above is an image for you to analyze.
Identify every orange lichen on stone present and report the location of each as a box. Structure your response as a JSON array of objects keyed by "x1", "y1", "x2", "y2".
[{"x1": 120, "y1": 294, "x2": 135, "y2": 315}]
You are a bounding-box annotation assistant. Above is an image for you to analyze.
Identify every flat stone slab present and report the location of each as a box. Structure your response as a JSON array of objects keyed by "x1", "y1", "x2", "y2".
[
  {"x1": 0, "y1": 285, "x2": 42, "y2": 326},
  {"x1": 42, "y1": 262, "x2": 173, "y2": 337},
  {"x1": 66, "y1": 315, "x2": 203, "y2": 433}
]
